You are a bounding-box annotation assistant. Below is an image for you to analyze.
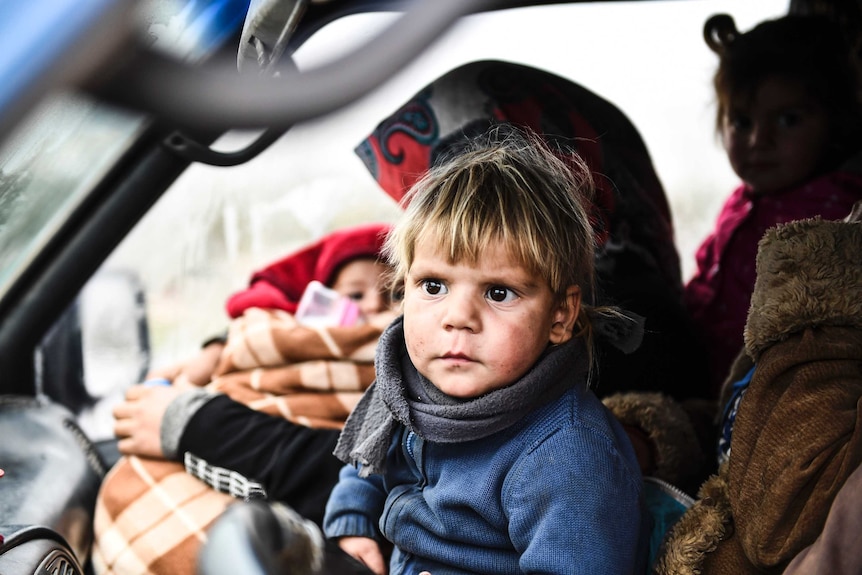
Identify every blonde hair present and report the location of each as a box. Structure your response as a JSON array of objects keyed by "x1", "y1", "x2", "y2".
[{"x1": 384, "y1": 124, "x2": 602, "y2": 341}]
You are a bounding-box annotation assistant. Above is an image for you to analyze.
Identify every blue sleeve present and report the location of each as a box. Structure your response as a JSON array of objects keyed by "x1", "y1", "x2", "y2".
[
  {"x1": 323, "y1": 463, "x2": 388, "y2": 541},
  {"x1": 504, "y1": 429, "x2": 648, "y2": 575}
]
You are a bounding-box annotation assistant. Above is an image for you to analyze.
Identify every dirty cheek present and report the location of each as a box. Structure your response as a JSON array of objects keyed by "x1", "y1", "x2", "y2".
[
  {"x1": 501, "y1": 321, "x2": 545, "y2": 374},
  {"x1": 403, "y1": 318, "x2": 426, "y2": 360},
  {"x1": 408, "y1": 334, "x2": 426, "y2": 356}
]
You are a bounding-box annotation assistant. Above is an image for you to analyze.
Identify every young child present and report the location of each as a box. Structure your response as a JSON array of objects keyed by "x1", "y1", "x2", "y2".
[
  {"x1": 684, "y1": 13, "x2": 862, "y2": 396},
  {"x1": 224, "y1": 222, "x2": 394, "y2": 320},
  {"x1": 323, "y1": 126, "x2": 649, "y2": 575},
  {"x1": 96, "y1": 224, "x2": 399, "y2": 575},
  {"x1": 358, "y1": 59, "x2": 710, "y2": 403},
  {"x1": 146, "y1": 222, "x2": 394, "y2": 388}
]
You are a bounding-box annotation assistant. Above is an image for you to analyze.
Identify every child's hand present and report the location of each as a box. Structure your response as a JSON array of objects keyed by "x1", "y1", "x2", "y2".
[
  {"x1": 144, "y1": 341, "x2": 225, "y2": 389},
  {"x1": 338, "y1": 536, "x2": 387, "y2": 575},
  {"x1": 180, "y1": 341, "x2": 226, "y2": 386}
]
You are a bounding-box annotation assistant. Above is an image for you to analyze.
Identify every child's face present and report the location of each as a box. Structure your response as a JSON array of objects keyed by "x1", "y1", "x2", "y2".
[
  {"x1": 331, "y1": 258, "x2": 392, "y2": 316},
  {"x1": 402, "y1": 240, "x2": 580, "y2": 399},
  {"x1": 722, "y1": 75, "x2": 830, "y2": 195}
]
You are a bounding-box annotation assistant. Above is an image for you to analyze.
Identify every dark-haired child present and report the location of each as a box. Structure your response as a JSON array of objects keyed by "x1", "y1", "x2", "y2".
[{"x1": 685, "y1": 13, "x2": 862, "y2": 395}]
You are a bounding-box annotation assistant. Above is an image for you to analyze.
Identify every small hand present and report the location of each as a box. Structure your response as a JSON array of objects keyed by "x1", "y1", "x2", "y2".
[
  {"x1": 113, "y1": 384, "x2": 185, "y2": 457},
  {"x1": 338, "y1": 536, "x2": 387, "y2": 575},
  {"x1": 179, "y1": 341, "x2": 225, "y2": 386},
  {"x1": 145, "y1": 341, "x2": 225, "y2": 388}
]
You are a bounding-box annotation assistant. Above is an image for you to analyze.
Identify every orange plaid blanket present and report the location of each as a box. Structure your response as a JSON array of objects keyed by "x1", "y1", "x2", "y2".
[
  {"x1": 93, "y1": 307, "x2": 394, "y2": 575},
  {"x1": 92, "y1": 456, "x2": 235, "y2": 575},
  {"x1": 206, "y1": 307, "x2": 389, "y2": 428}
]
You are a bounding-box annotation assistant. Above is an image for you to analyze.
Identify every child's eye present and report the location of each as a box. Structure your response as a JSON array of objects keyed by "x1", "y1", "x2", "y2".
[
  {"x1": 486, "y1": 286, "x2": 517, "y2": 303},
  {"x1": 421, "y1": 279, "x2": 447, "y2": 296},
  {"x1": 345, "y1": 292, "x2": 364, "y2": 301},
  {"x1": 728, "y1": 114, "x2": 752, "y2": 131},
  {"x1": 776, "y1": 112, "x2": 801, "y2": 128}
]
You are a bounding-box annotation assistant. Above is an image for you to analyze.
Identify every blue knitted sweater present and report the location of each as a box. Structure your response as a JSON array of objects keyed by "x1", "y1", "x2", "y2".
[{"x1": 324, "y1": 328, "x2": 649, "y2": 574}]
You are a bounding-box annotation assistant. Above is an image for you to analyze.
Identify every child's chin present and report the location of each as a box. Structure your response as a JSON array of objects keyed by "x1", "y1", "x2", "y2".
[{"x1": 433, "y1": 379, "x2": 506, "y2": 400}]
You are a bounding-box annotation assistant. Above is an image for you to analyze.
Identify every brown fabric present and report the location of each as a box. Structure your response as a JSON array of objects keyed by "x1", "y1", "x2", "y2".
[
  {"x1": 214, "y1": 307, "x2": 380, "y2": 372},
  {"x1": 656, "y1": 217, "x2": 862, "y2": 575},
  {"x1": 93, "y1": 307, "x2": 396, "y2": 575},
  {"x1": 654, "y1": 467, "x2": 733, "y2": 575},
  {"x1": 725, "y1": 327, "x2": 862, "y2": 572},
  {"x1": 743, "y1": 218, "x2": 862, "y2": 359},
  {"x1": 92, "y1": 456, "x2": 235, "y2": 575}
]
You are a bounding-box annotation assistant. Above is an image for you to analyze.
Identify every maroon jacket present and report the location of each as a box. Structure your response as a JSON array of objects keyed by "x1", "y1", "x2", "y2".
[{"x1": 684, "y1": 171, "x2": 862, "y2": 396}]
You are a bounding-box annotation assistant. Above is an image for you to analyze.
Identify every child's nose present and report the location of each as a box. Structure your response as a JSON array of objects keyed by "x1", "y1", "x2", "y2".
[
  {"x1": 750, "y1": 121, "x2": 774, "y2": 148},
  {"x1": 360, "y1": 291, "x2": 387, "y2": 315},
  {"x1": 442, "y1": 291, "x2": 479, "y2": 332}
]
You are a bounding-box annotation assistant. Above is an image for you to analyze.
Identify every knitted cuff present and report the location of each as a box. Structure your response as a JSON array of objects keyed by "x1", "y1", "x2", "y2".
[{"x1": 161, "y1": 388, "x2": 219, "y2": 460}]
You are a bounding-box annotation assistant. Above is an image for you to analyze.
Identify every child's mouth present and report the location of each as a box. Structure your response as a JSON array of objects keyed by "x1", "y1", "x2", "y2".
[{"x1": 442, "y1": 352, "x2": 473, "y2": 362}]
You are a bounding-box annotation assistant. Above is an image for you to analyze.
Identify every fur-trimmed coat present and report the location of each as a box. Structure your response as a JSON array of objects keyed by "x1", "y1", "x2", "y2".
[{"x1": 656, "y1": 216, "x2": 862, "y2": 575}]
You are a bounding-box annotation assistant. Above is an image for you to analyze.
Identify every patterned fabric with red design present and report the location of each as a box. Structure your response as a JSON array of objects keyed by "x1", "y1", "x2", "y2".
[{"x1": 355, "y1": 60, "x2": 711, "y2": 400}]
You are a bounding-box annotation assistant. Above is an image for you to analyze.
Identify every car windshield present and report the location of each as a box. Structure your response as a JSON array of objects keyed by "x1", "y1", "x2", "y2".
[
  {"x1": 0, "y1": 0, "x2": 246, "y2": 300},
  {"x1": 103, "y1": 0, "x2": 783, "y2": 365},
  {"x1": 0, "y1": 94, "x2": 144, "y2": 297}
]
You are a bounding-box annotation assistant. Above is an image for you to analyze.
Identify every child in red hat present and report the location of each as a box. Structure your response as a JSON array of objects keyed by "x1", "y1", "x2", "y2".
[
  {"x1": 225, "y1": 222, "x2": 393, "y2": 319},
  {"x1": 150, "y1": 222, "x2": 394, "y2": 388}
]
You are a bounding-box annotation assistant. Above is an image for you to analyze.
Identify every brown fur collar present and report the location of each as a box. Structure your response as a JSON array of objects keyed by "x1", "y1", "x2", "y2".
[
  {"x1": 745, "y1": 218, "x2": 862, "y2": 361},
  {"x1": 654, "y1": 465, "x2": 733, "y2": 575}
]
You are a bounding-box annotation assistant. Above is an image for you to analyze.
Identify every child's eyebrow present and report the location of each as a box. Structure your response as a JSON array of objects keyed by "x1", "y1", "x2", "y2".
[
  {"x1": 493, "y1": 277, "x2": 544, "y2": 293},
  {"x1": 406, "y1": 261, "x2": 435, "y2": 273}
]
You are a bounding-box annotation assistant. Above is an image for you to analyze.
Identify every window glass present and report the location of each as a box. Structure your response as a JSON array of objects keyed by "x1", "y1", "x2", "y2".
[{"x1": 0, "y1": 93, "x2": 144, "y2": 297}]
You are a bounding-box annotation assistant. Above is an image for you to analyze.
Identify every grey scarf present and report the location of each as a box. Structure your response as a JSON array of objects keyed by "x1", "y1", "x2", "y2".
[{"x1": 333, "y1": 311, "x2": 643, "y2": 477}]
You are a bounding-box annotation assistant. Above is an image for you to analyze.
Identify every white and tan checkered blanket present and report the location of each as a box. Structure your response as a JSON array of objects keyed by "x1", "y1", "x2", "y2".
[
  {"x1": 92, "y1": 307, "x2": 395, "y2": 575},
  {"x1": 91, "y1": 455, "x2": 234, "y2": 575}
]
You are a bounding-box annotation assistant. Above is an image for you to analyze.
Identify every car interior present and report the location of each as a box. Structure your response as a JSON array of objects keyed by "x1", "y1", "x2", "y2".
[{"x1": 0, "y1": 0, "x2": 852, "y2": 574}]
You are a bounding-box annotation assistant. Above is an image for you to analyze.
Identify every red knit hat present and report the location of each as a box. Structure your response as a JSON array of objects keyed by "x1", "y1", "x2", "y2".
[{"x1": 225, "y1": 222, "x2": 392, "y2": 318}]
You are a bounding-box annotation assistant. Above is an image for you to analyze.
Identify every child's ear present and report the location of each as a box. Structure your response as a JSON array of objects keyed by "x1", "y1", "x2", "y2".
[{"x1": 549, "y1": 285, "x2": 581, "y2": 345}]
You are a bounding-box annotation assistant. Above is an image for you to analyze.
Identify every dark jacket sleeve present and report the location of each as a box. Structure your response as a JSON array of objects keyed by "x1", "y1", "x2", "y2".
[{"x1": 178, "y1": 394, "x2": 343, "y2": 526}]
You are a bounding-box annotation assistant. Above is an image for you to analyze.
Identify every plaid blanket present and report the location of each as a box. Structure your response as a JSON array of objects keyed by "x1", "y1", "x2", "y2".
[
  {"x1": 206, "y1": 307, "x2": 388, "y2": 429},
  {"x1": 93, "y1": 307, "x2": 394, "y2": 575},
  {"x1": 92, "y1": 455, "x2": 235, "y2": 575}
]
